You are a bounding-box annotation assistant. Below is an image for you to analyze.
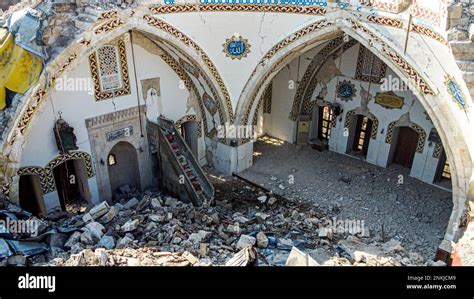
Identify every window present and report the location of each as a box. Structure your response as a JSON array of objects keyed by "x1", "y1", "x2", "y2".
[
  {"x1": 108, "y1": 154, "x2": 116, "y2": 166},
  {"x1": 357, "y1": 117, "x2": 370, "y2": 151},
  {"x1": 97, "y1": 45, "x2": 122, "y2": 92},
  {"x1": 356, "y1": 46, "x2": 387, "y2": 83},
  {"x1": 442, "y1": 162, "x2": 451, "y2": 179},
  {"x1": 319, "y1": 106, "x2": 333, "y2": 140}
]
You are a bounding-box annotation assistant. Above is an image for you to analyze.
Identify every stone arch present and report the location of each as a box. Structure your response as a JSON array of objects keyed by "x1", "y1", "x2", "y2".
[
  {"x1": 385, "y1": 120, "x2": 427, "y2": 154},
  {"x1": 108, "y1": 141, "x2": 141, "y2": 198},
  {"x1": 234, "y1": 14, "x2": 473, "y2": 247},
  {"x1": 344, "y1": 109, "x2": 379, "y2": 140}
]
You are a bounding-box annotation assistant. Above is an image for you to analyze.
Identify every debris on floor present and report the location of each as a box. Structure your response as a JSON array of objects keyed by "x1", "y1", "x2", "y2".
[{"x1": 0, "y1": 175, "x2": 436, "y2": 267}]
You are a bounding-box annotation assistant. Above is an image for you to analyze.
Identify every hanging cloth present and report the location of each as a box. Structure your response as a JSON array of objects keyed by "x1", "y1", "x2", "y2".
[{"x1": 0, "y1": 28, "x2": 42, "y2": 110}]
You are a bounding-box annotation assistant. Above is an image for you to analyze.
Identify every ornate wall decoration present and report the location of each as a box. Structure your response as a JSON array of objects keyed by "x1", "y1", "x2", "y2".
[
  {"x1": 336, "y1": 80, "x2": 356, "y2": 102},
  {"x1": 355, "y1": 45, "x2": 387, "y2": 83},
  {"x1": 411, "y1": 24, "x2": 446, "y2": 44},
  {"x1": 156, "y1": 49, "x2": 210, "y2": 136},
  {"x1": 223, "y1": 35, "x2": 251, "y2": 60},
  {"x1": 175, "y1": 114, "x2": 203, "y2": 137},
  {"x1": 98, "y1": 10, "x2": 119, "y2": 21},
  {"x1": 203, "y1": 92, "x2": 218, "y2": 116},
  {"x1": 149, "y1": 4, "x2": 326, "y2": 15},
  {"x1": 445, "y1": 76, "x2": 466, "y2": 108},
  {"x1": 43, "y1": 151, "x2": 95, "y2": 194},
  {"x1": 93, "y1": 18, "x2": 125, "y2": 35},
  {"x1": 375, "y1": 91, "x2": 404, "y2": 109},
  {"x1": 17, "y1": 166, "x2": 48, "y2": 194},
  {"x1": 179, "y1": 58, "x2": 199, "y2": 78},
  {"x1": 381, "y1": 47, "x2": 434, "y2": 96},
  {"x1": 9, "y1": 89, "x2": 46, "y2": 145},
  {"x1": 143, "y1": 15, "x2": 234, "y2": 123},
  {"x1": 344, "y1": 110, "x2": 379, "y2": 140},
  {"x1": 385, "y1": 121, "x2": 426, "y2": 153},
  {"x1": 290, "y1": 36, "x2": 358, "y2": 120},
  {"x1": 349, "y1": 19, "x2": 435, "y2": 96},
  {"x1": 411, "y1": 4, "x2": 440, "y2": 26},
  {"x1": 367, "y1": 15, "x2": 402, "y2": 28},
  {"x1": 432, "y1": 141, "x2": 443, "y2": 158},
  {"x1": 262, "y1": 83, "x2": 272, "y2": 114},
  {"x1": 88, "y1": 39, "x2": 131, "y2": 101}
]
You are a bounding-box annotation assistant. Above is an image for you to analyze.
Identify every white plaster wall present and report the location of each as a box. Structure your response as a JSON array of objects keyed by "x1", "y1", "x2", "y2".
[
  {"x1": 20, "y1": 39, "x2": 206, "y2": 210},
  {"x1": 161, "y1": 12, "x2": 322, "y2": 108}
]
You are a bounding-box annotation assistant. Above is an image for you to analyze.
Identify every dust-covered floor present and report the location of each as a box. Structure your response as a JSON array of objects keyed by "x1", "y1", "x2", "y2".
[{"x1": 238, "y1": 138, "x2": 453, "y2": 260}]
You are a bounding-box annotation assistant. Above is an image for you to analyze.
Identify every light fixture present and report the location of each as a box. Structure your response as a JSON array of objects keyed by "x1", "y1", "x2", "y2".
[{"x1": 108, "y1": 154, "x2": 116, "y2": 166}]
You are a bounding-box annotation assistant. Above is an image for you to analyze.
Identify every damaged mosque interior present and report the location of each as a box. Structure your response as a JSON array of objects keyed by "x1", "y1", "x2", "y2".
[{"x1": 0, "y1": 0, "x2": 474, "y2": 267}]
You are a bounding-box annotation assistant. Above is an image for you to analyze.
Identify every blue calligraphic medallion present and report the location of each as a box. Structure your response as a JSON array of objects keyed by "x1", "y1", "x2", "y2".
[
  {"x1": 446, "y1": 76, "x2": 466, "y2": 107},
  {"x1": 223, "y1": 35, "x2": 251, "y2": 60},
  {"x1": 336, "y1": 80, "x2": 356, "y2": 101}
]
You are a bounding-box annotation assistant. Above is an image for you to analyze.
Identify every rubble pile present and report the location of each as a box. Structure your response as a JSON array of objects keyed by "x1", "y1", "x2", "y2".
[{"x1": 0, "y1": 176, "x2": 437, "y2": 267}]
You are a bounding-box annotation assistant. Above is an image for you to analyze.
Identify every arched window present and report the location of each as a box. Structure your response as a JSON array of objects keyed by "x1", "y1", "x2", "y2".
[{"x1": 97, "y1": 45, "x2": 122, "y2": 92}]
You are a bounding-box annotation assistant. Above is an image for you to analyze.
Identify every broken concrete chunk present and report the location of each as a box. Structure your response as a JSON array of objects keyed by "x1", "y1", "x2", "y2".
[
  {"x1": 285, "y1": 247, "x2": 319, "y2": 266},
  {"x1": 64, "y1": 231, "x2": 82, "y2": 249},
  {"x1": 116, "y1": 234, "x2": 134, "y2": 248},
  {"x1": 89, "y1": 201, "x2": 110, "y2": 220},
  {"x1": 182, "y1": 251, "x2": 199, "y2": 265},
  {"x1": 98, "y1": 235, "x2": 115, "y2": 250},
  {"x1": 235, "y1": 234, "x2": 256, "y2": 250},
  {"x1": 255, "y1": 212, "x2": 270, "y2": 222},
  {"x1": 225, "y1": 246, "x2": 257, "y2": 266},
  {"x1": 150, "y1": 197, "x2": 161, "y2": 209},
  {"x1": 382, "y1": 239, "x2": 404, "y2": 253},
  {"x1": 256, "y1": 232, "x2": 269, "y2": 248},
  {"x1": 80, "y1": 230, "x2": 94, "y2": 246},
  {"x1": 338, "y1": 239, "x2": 384, "y2": 263},
  {"x1": 121, "y1": 219, "x2": 139, "y2": 232},
  {"x1": 82, "y1": 213, "x2": 93, "y2": 224},
  {"x1": 99, "y1": 206, "x2": 117, "y2": 224},
  {"x1": 122, "y1": 197, "x2": 139, "y2": 210},
  {"x1": 7, "y1": 255, "x2": 26, "y2": 266},
  {"x1": 85, "y1": 222, "x2": 105, "y2": 240},
  {"x1": 226, "y1": 224, "x2": 241, "y2": 235}
]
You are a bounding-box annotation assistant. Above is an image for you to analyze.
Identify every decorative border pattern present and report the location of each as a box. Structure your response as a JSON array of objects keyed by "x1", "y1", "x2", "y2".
[
  {"x1": 241, "y1": 19, "x2": 334, "y2": 130},
  {"x1": 367, "y1": 15, "x2": 402, "y2": 28},
  {"x1": 94, "y1": 18, "x2": 125, "y2": 35},
  {"x1": 149, "y1": 4, "x2": 326, "y2": 15},
  {"x1": 98, "y1": 11, "x2": 119, "y2": 21},
  {"x1": 385, "y1": 121, "x2": 426, "y2": 153},
  {"x1": 17, "y1": 166, "x2": 48, "y2": 193},
  {"x1": 411, "y1": 4, "x2": 440, "y2": 26},
  {"x1": 411, "y1": 24, "x2": 446, "y2": 44},
  {"x1": 175, "y1": 114, "x2": 203, "y2": 138},
  {"x1": 344, "y1": 110, "x2": 379, "y2": 140},
  {"x1": 43, "y1": 151, "x2": 95, "y2": 194},
  {"x1": 292, "y1": 37, "x2": 358, "y2": 120},
  {"x1": 156, "y1": 49, "x2": 210, "y2": 136},
  {"x1": 144, "y1": 15, "x2": 234, "y2": 123},
  {"x1": 355, "y1": 45, "x2": 388, "y2": 83},
  {"x1": 433, "y1": 141, "x2": 443, "y2": 158},
  {"x1": 349, "y1": 19, "x2": 435, "y2": 96},
  {"x1": 9, "y1": 90, "x2": 46, "y2": 145},
  {"x1": 262, "y1": 83, "x2": 272, "y2": 114},
  {"x1": 88, "y1": 38, "x2": 131, "y2": 101}
]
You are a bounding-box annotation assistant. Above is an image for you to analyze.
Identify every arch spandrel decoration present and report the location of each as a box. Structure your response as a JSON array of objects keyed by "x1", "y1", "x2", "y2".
[
  {"x1": 43, "y1": 151, "x2": 95, "y2": 194},
  {"x1": 385, "y1": 121, "x2": 427, "y2": 154},
  {"x1": 344, "y1": 109, "x2": 379, "y2": 140}
]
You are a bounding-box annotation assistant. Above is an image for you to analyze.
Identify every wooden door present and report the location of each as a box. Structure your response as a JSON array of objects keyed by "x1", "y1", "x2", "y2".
[{"x1": 393, "y1": 127, "x2": 419, "y2": 168}]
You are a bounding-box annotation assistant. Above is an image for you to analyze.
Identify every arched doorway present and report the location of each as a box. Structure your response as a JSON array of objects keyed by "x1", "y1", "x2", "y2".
[
  {"x1": 19, "y1": 175, "x2": 45, "y2": 216},
  {"x1": 108, "y1": 141, "x2": 141, "y2": 198},
  {"x1": 347, "y1": 115, "x2": 373, "y2": 158},
  {"x1": 52, "y1": 159, "x2": 90, "y2": 213},
  {"x1": 390, "y1": 126, "x2": 419, "y2": 169},
  {"x1": 181, "y1": 121, "x2": 198, "y2": 158}
]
